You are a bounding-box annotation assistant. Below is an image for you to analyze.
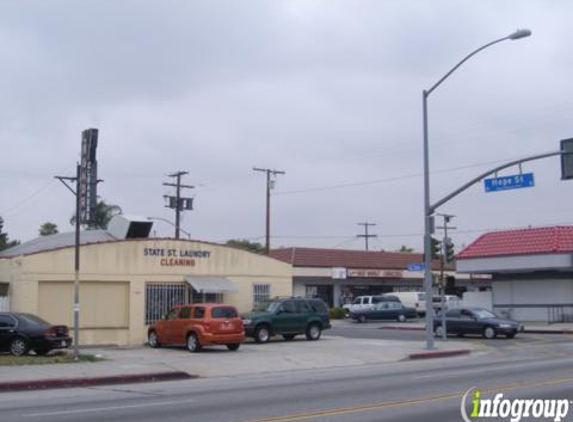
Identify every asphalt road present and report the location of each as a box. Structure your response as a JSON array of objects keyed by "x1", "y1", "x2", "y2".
[
  {"x1": 1, "y1": 338, "x2": 572, "y2": 422},
  {"x1": 329, "y1": 319, "x2": 573, "y2": 352}
]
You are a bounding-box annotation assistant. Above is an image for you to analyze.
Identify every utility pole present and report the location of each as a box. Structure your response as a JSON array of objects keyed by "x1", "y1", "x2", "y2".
[
  {"x1": 54, "y1": 128, "x2": 100, "y2": 361},
  {"x1": 356, "y1": 222, "x2": 377, "y2": 251},
  {"x1": 436, "y1": 213, "x2": 456, "y2": 341},
  {"x1": 253, "y1": 167, "x2": 285, "y2": 254},
  {"x1": 163, "y1": 171, "x2": 194, "y2": 239}
]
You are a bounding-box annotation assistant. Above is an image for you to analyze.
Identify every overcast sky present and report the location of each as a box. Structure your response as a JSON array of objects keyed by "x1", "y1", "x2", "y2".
[{"x1": 1, "y1": 1, "x2": 572, "y2": 253}]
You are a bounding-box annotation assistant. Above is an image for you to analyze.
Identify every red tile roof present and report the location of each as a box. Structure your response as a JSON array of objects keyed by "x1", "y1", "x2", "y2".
[
  {"x1": 457, "y1": 226, "x2": 573, "y2": 259},
  {"x1": 269, "y1": 247, "x2": 445, "y2": 270}
]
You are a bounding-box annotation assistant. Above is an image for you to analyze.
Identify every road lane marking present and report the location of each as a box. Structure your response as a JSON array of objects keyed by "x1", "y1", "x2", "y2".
[
  {"x1": 230, "y1": 377, "x2": 573, "y2": 422},
  {"x1": 23, "y1": 398, "x2": 196, "y2": 417}
]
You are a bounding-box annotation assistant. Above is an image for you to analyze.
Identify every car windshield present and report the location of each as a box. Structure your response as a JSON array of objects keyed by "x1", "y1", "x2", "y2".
[
  {"x1": 267, "y1": 302, "x2": 282, "y2": 313},
  {"x1": 472, "y1": 309, "x2": 497, "y2": 319}
]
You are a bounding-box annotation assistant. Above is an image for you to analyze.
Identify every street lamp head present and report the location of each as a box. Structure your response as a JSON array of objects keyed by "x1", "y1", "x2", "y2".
[{"x1": 508, "y1": 28, "x2": 532, "y2": 40}]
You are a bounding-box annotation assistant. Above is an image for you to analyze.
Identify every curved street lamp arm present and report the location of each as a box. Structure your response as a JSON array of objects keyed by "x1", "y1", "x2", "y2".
[
  {"x1": 430, "y1": 150, "x2": 572, "y2": 214},
  {"x1": 147, "y1": 216, "x2": 192, "y2": 239},
  {"x1": 426, "y1": 36, "x2": 510, "y2": 97}
]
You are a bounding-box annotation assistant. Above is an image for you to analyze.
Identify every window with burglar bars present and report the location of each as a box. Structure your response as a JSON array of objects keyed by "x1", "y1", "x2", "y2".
[
  {"x1": 145, "y1": 283, "x2": 225, "y2": 325},
  {"x1": 253, "y1": 283, "x2": 270, "y2": 305},
  {"x1": 145, "y1": 283, "x2": 190, "y2": 326}
]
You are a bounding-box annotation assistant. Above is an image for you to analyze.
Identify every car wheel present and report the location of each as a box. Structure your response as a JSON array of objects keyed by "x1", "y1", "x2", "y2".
[
  {"x1": 483, "y1": 326, "x2": 497, "y2": 339},
  {"x1": 34, "y1": 349, "x2": 51, "y2": 356},
  {"x1": 186, "y1": 333, "x2": 201, "y2": 352},
  {"x1": 254, "y1": 325, "x2": 271, "y2": 343},
  {"x1": 434, "y1": 325, "x2": 445, "y2": 337},
  {"x1": 397, "y1": 314, "x2": 407, "y2": 323},
  {"x1": 9, "y1": 337, "x2": 29, "y2": 356},
  {"x1": 226, "y1": 343, "x2": 240, "y2": 351},
  {"x1": 306, "y1": 323, "x2": 322, "y2": 341},
  {"x1": 358, "y1": 315, "x2": 366, "y2": 323},
  {"x1": 283, "y1": 334, "x2": 296, "y2": 341},
  {"x1": 148, "y1": 331, "x2": 161, "y2": 348}
]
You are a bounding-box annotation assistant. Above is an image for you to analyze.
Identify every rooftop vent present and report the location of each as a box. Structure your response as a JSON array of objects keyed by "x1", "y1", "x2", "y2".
[{"x1": 107, "y1": 215, "x2": 153, "y2": 239}]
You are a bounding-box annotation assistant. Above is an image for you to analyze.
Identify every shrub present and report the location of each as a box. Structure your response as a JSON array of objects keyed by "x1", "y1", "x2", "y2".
[{"x1": 329, "y1": 307, "x2": 346, "y2": 319}]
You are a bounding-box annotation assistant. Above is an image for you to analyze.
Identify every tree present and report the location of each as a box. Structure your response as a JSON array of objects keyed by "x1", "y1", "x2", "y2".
[
  {"x1": 398, "y1": 245, "x2": 414, "y2": 253},
  {"x1": 70, "y1": 199, "x2": 122, "y2": 230},
  {"x1": 0, "y1": 216, "x2": 20, "y2": 251},
  {"x1": 226, "y1": 239, "x2": 265, "y2": 254},
  {"x1": 39, "y1": 222, "x2": 59, "y2": 236}
]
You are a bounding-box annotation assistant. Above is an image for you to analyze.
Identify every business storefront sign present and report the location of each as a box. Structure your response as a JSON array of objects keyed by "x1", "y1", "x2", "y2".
[
  {"x1": 143, "y1": 247, "x2": 212, "y2": 267},
  {"x1": 347, "y1": 269, "x2": 403, "y2": 278},
  {"x1": 331, "y1": 267, "x2": 347, "y2": 279}
]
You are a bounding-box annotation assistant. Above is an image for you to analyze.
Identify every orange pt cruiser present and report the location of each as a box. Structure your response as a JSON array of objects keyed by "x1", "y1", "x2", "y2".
[{"x1": 148, "y1": 304, "x2": 245, "y2": 352}]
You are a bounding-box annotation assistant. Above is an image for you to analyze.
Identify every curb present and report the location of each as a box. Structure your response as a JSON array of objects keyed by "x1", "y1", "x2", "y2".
[
  {"x1": 408, "y1": 349, "x2": 471, "y2": 360},
  {"x1": 378, "y1": 326, "x2": 425, "y2": 331},
  {"x1": 523, "y1": 329, "x2": 573, "y2": 335},
  {"x1": 0, "y1": 371, "x2": 196, "y2": 392}
]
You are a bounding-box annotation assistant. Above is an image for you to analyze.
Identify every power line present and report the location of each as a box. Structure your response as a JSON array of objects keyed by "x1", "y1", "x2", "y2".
[{"x1": 273, "y1": 155, "x2": 530, "y2": 196}]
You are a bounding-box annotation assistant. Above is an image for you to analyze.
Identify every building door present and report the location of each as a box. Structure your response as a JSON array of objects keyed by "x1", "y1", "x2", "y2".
[{"x1": 306, "y1": 285, "x2": 333, "y2": 308}]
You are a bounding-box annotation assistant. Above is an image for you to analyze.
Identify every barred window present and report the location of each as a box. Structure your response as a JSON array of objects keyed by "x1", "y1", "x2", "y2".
[
  {"x1": 253, "y1": 283, "x2": 270, "y2": 304},
  {"x1": 145, "y1": 283, "x2": 190, "y2": 325},
  {"x1": 145, "y1": 282, "x2": 223, "y2": 325}
]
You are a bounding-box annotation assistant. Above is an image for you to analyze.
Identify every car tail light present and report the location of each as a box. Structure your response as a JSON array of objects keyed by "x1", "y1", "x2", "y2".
[{"x1": 44, "y1": 328, "x2": 57, "y2": 339}]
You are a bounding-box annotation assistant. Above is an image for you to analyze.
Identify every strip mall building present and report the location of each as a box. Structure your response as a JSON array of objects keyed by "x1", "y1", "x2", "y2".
[
  {"x1": 0, "y1": 217, "x2": 292, "y2": 346},
  {"x1": 269, "y1": 247, "x2": 483, "y2": 307}
]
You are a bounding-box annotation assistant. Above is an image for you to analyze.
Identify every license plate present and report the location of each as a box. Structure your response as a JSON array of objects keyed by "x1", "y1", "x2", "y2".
[
  {"x1": 220, "y1": 322, "x2": 234, "y2": 331},
  {"x1": 61, "y1": 341, "x2": 67, "y2": 347}
]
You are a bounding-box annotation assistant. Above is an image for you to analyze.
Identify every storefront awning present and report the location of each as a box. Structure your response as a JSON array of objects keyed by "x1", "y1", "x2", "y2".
[{"x1": 185, "y1": 276, "x2": 238, "y2": 294}]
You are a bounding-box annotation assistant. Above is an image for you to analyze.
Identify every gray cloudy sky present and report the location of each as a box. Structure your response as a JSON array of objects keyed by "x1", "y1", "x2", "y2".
[{"x1": 1, "y1": 1, "x2": 572, "y2": 252}]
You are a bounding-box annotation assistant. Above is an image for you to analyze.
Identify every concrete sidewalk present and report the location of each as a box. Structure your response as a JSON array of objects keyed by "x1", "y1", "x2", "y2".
[{"x1": 0, "y1": 335, "x2": 474, "y2": 391}]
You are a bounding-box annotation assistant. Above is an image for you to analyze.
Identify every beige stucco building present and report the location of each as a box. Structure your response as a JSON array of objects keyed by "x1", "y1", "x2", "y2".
[{"x1": 0, "y1": 230, "x2": 292, "y2": 346}]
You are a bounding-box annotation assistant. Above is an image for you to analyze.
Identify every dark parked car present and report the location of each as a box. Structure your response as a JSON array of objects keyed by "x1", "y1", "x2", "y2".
[
  {"x1": 0, "y1": 312, "x2": 72, "y2": 356},
  {"x1": 242, "y1": 297, "x2": 331, "y2": 343},
  {"x1": 351, "y1": 302, "x2": 418, "y2": 323},
  {"x1": 433, "y1": 307, "x2": 524, "y2": 339}
]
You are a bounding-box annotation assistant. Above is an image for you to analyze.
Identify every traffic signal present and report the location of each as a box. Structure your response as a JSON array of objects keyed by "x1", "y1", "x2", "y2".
[
  {"x1": 444, "y1": 237, "x2": 455, "y2": 264},
  {"x1": 430, "y1": 237, "x2": 442, "y2": 260},
  {"x1": 561, "y1": 138, "x2": 573, "y2": 180}
]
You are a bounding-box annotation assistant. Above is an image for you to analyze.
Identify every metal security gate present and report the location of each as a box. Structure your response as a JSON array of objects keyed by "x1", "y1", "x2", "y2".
[
  {"x1": 145, "y1": 283, "x2": 190, "y2": 326},
  {"x1": 145, "y1": 283, "x2": 223, "y2": 325}
]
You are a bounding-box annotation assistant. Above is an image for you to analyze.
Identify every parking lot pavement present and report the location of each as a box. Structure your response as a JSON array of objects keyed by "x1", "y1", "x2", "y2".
[{"x1": 0, "y1": 335, "x2": 477, "y2": 391}]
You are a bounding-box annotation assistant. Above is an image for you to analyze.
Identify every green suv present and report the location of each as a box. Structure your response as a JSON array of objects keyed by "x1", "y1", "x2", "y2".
[{"x1": 242, "y1": 297, "x2": 331, "y2": 343}]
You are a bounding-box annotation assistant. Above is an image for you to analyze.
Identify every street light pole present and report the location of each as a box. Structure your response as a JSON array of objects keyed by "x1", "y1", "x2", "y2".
[{"x1": 422, "y1": 29, "x2": 531, "y2": 350}]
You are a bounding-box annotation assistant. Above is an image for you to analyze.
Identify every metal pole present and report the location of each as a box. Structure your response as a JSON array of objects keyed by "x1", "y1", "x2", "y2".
[
  {"x1": 73, "y1": 164, "x2": 81, "y2": 360},
  {"x1": 265, "y1": 169, "x2": 271, "y2": 254},
  {"x1": 420, "y1": 30, "x2": 531, "y2": 350},
  {"x1": 441, "y1": 224, "x2": 448, "y2": 341},
  {"x1": 422, "y1": 90, "x2": 435, "y2": 350},
  {"x1": 175, "y1": 173, "x2": 181, "y2": 240}
]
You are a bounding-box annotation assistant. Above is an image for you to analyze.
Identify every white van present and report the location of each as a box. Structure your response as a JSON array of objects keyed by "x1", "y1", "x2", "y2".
[
  {"x1": 383, "y1": 292, "x2": 427, "y2": 315},
  {"x1": 342, "y1": 296, "x2": 387, "y2": 317}
]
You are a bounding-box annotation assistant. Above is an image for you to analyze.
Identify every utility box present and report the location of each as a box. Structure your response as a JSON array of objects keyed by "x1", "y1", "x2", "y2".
[
  {"x1": 561, "y1": 138, "x2": 573, "y2": 180},
  {"x1": 107, "y1": 215, "x2": 153, "y2": 239}
]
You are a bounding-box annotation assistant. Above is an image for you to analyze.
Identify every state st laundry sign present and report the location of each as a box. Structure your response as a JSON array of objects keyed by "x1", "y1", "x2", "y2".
[{"x1": 143, "y1": 247, "x2": 212, "y2": 267}]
